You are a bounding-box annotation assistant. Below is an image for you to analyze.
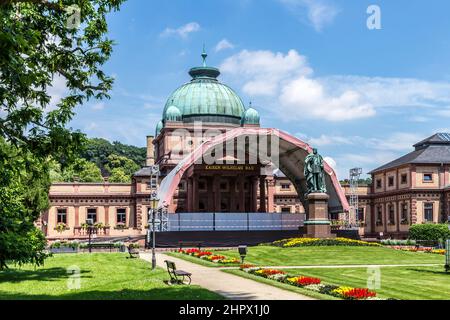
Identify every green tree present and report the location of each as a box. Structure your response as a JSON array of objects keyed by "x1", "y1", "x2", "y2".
[
  {"x1": 0, "y1": 0, "x2": 125, "y2": 268},
  {"x1": 108, "y1": 167, "x2": 130, "y2": 183},
  {"x1": 61, "y1": 158, "x2": 103, "y2": 182},
  {"x1": 105, "y1": 153, "x2": 139, "y2": 176}
]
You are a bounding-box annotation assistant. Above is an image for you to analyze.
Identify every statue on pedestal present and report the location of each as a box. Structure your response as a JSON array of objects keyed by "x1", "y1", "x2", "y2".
[{"x1": 304, "y1": 148, "x2": 327, "y2": 194}]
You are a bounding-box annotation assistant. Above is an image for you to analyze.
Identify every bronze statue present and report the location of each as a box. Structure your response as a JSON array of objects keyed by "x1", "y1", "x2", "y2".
[{"x1": 304, "y1": 148, "x2": 327, "y2": 194}]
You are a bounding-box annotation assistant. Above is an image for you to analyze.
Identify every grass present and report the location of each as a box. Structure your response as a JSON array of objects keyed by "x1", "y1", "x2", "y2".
[
  {"x1": 278, "y1": 266, "x2": 450, "y2": 300},
  {"x1": 223, "y1": 269, "x2": 339, "y2": 300},
  {"x1": 0, "y1": 253, "x2": 223, "y2": 300},
  {"x1": 209, "y1": 246, "x2": 445, "y2": 266}
]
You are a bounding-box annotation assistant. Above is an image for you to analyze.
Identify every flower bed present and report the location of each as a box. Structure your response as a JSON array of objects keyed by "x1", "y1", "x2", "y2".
[
  {"x1": 240, "y1": 266, "x2": 380, "y2": 300},
  {"x1": 388, "y1": 246, "x2": 446, "y2": 255},
  {"x1": 271, "y1": 237, "x2": 381, "y2": 248},
  {"x1": 178, "y1": 249, "x2": 240, "y2": 265}
]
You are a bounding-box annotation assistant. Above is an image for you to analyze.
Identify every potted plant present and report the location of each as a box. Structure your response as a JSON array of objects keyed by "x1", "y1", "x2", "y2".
[
  {"x1": 115, "y1": 222, "x2": 128, "y2": 230},
  {"x1": 54, "y1": 223, "x2": 68, "y2": 233}
]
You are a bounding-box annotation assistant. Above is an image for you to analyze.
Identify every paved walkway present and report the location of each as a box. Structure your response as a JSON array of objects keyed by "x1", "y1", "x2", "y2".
[{"x1": 140, "y1": 253, "x2": 314, "y2": 300}]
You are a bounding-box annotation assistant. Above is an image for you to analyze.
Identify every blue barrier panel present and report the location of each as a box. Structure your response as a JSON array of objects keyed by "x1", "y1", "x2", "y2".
[{"x1": 214, "y1": 213, "x2": 248, "y2": 231}]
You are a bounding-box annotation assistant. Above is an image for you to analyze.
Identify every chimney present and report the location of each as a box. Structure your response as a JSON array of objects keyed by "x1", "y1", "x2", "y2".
[{"x1": 146, "y1": 135, "x2": 155, "y2": 166}]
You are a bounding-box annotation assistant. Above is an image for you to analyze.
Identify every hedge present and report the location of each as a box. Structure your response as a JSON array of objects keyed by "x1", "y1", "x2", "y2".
[{"x1": 408, "y1": 224, "x2": 450, "y2": 241}]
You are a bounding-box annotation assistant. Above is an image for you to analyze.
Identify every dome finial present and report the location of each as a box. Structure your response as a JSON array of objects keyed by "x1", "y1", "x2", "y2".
[{"x1": 201, "y1": 44, "x2": 208, "y2": 67}]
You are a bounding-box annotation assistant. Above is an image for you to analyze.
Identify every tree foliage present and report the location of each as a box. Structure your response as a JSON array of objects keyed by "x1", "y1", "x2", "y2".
[
  {"x1": 0, "y1": 0, "x2": 125, "y2": 268},
  {"x1": 81, "y1": 138, "x2": 146, "y2": 175}
]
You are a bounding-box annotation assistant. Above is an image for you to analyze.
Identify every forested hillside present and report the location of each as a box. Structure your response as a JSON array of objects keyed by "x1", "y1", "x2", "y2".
[{"x1": 51, "y1": 138, "x2": 146, "y2": 183}]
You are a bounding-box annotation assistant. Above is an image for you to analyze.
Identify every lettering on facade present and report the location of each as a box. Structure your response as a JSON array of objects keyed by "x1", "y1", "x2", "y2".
[{"x1": 204, "y1": 165, "x2": 256, "y2": 171}]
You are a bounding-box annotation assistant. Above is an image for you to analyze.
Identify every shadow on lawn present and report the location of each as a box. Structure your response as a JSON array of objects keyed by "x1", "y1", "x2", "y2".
[
  {"x1": 405, "y1": 267, "x2": 448, "y2": 275},
  {"x1": 0, "y1": 268, "x2": 92, "y2": 284},
  {"x1": 0, "y1": 287, "x2": 223, "y2": 300}
]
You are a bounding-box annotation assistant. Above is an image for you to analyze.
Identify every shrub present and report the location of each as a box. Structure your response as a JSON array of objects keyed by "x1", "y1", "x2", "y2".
[{"x1": 409, "y1": 224, "x2": 450, "y2": 241}]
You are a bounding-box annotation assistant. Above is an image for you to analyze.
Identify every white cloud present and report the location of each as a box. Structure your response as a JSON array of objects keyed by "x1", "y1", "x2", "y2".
[
  {"x1": 221, "y1": 49, "x2": 450, "y2": 122},
  {"x1": 278, "y1": 0, "x2": 339, "y2": 32},
  {"x1": 160, "y1": 22, "x2": 200, "y2": 39},
  {"x1": 91, "y1": 102, "x2": 106, "y2": 111},
  {"x1": 221, "y1": 49, "x2": 312, "y2": 96},
  {"x1": 46, "y1": 76, "x2": 67, "y2": 112},
  {"x1": 215, "y1": 39, "x2": 235, "y2": 52},
  {"x1": 221, "y1": 49, "x2": 374, "y2": 121},
  {"x1": 301, "y1": 134, "x2": 353, "y2": 147}
]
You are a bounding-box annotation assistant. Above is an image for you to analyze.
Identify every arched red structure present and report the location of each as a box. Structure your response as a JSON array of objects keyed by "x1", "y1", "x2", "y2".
[{"x1": 158, "y1": 128, "x2": 349, "y2": 214}]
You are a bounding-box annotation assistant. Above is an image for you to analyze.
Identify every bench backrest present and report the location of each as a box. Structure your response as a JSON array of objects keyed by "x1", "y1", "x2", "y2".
[{"x1": 165, "y1": 260, "x2": 176, "y2": 271}]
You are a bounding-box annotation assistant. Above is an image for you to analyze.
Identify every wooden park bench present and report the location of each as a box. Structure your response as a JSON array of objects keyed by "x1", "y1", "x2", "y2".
[
  {"x1": 178, "y1": 241, "x2": 204, "y2": 251},
  {"x1": 164, "y1": 260, "x2": 192, "y2": 285},
  {"x1": 128, "y1": 244, "x2": 140, "y2": 259}
]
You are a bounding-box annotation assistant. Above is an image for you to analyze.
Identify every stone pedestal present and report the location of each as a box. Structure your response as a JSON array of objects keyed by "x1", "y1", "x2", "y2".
[{"x1": 304, "y1": 193, "x2": 335, "y2": 239}]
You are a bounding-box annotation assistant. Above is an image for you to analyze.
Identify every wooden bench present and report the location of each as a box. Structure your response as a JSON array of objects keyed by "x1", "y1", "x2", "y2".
[
  {"x1": 128, "y1": 245, "x2": 140, "y2": 259},
  {"x1": 164, "y1": 260, "x2": 192, "y2": 285},
  {"x1": 178, "y1": 241, "x2": 204, "y2": 251}
]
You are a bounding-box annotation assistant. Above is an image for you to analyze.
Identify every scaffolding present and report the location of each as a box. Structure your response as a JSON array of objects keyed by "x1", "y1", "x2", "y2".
[
  {"x1": 348, "y1": 168, "x2": 363, "y2": 229},
  {"x1": 147, "y1": 165, "x2": 169, "y2": 248}
]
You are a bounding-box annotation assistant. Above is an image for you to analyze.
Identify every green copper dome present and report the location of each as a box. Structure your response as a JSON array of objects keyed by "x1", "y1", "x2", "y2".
[
  {"x1": 242, "y1": 106, "x2": 260, "y2": 125},
  {"x1": 165, "y1": 105, "x2": 182, "y2": 122},
  {"x1": 163, "y1": 50, "x2": 245, "y2": 125},
  {"x1": 155, "y1": 120, "x2": 163, "y2": 136}
]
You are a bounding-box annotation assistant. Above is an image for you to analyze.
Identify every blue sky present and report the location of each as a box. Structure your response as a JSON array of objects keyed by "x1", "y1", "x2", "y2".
[{"x1": 63, "y1": 0, "x2": 450, "y2": 179}]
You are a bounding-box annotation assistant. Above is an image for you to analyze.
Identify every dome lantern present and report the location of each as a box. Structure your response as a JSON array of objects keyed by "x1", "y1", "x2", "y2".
[{"x1": 241, "y1": 103, "x2": 260, "y2": 126}]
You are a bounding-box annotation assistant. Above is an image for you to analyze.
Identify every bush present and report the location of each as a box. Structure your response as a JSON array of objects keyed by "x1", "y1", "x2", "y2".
[{"x1": 409, "y1": 224, "x2": 450, "y2": 241}]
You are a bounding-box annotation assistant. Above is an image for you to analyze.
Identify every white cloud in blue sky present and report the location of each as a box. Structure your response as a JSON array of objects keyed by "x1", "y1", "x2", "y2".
[
  {"x1": 160, "y1": 22, "x2": 201, "y2": 39},
  {"x1": 278, "y1": 0, "x2": 340, "y2": 31}
]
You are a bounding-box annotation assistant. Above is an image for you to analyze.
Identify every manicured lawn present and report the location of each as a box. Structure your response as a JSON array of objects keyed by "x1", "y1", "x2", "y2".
[
  {"x1": 0, "y1": 253, "x2": 223, "y2": 300},
  {"x1": 278, "y1": 266, "x2": 450, "y2": 300},
  {"x1": 211, "y1": 246, "x2": 445, "y2": 266}
]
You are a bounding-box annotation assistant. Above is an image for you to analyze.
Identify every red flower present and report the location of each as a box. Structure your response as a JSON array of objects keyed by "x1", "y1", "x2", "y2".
[
  {"x1": 343, "y1": 288, "x2": 377, "y2": 300},
  {"x1": 296, "y1": 277, "x2": 321, "y2": 286},
  {"x1": 240, "y1": 264, "x2": 256, "y2": 269}
]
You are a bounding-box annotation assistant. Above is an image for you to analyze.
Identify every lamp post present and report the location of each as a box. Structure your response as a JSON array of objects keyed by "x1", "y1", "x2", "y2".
[
  {"x1": 150, "y1": 192, "x2": 159, "y2": 270},
  {"x1": 238, "y1": 245, "x2": 248, "y2": 264}
]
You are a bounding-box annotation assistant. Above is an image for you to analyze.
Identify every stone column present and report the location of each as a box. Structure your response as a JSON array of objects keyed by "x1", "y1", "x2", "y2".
[
  {"x1": 74, "y1": 206, "x2": 80, "y2": 227},
  {"x1": 187, "y1": 178, "x2": 193, "y2": 212},
  {"x1": 252, "y1": 177, "x2": 258, "y2": 212},
  {"x1": 267, "y1": 177, "x2": 275, "y2": 213},
  {"x1": 304, "y1": 193, "x2": 335, "y2": 239},
  {"x1": 259, "y1": 176, "x2": 266, "y2": 213},
  {"x1": 104, "y1": 205, "x2": 110, "y2": 226}
]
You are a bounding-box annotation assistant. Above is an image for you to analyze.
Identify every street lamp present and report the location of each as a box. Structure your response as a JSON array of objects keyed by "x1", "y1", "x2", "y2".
[
  {"x1": 150, "y1": 192, "x2": 159, "y2": 270},
  {"x1": 238, "y1": 245, "x2": 248, "y2": 264},
  {"x1": 86, "y1": 218, "x2": 94, "y2": 253}
]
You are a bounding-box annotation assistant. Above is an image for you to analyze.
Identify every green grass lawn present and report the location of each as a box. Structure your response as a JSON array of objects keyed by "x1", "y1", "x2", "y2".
[
  {"x1": 210, "y1": 246, "x2": 445, "y2": 266},
  {"x1": 278, "y1": 266, "x2": 450, "y2": 300},
  {"x1": 0, "y1": 253, "x2": 223, "y2": 300}
]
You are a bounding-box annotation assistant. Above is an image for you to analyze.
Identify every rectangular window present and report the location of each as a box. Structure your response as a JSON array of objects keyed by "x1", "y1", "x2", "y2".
[
  {"x1": 388, "y1": 205, "x2": 395, "y2": 225},
  {"x1": 376, "y1": 179, "x2": 382, "y2": 189},
  {"x1": 87, "y1": 208, "x2": 97, "y2": 223},
  {"x1": 424, "y1": 203, "x2": 433, "y2": 222},
  {"x1": 388, "y1": 176, "x2": 394, "y2": 187},
  {"x1": 281, "y1": 183, "x2": 291, "y2": 190},
  {"x1": 401, "y1": 174, "x2": 408, "y2": 184},
  {"x1": 423, "y1": 173, "x2": 433, "y2": 183},
  {"x1": 357, "y1": 208, "x2": 365, "y2": 221},
  {"x1": 57, "y1": 209, "x2": 67, "y2": 224},
  {"x1": 401, "y1": 204, "x2": 408, "y2": 223},
  {"x1": 377, "y1": 207, "x2": 383, "y2": 225},
  {"x1": 117, "y1": 208, "x2": 126, "y2": 224},
  {"x1": 281, "y1": 207, "x2": 291, "y2": 213}
]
